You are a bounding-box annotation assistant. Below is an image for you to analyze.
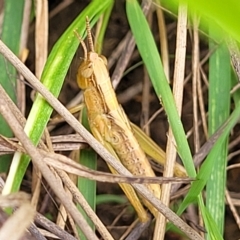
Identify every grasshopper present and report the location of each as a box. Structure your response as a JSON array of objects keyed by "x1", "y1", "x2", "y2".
[{"x1": 76, "y1": 18, "x2": 187, "y2": 223}]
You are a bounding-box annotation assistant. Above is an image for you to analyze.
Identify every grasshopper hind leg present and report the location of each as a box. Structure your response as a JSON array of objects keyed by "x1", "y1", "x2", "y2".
[
  {"x1": 101, "y1": 140, "x2": 150, "y2": 223},
  {"x1": 91, "y1": 126, "x2": 150, "y2": 223}
]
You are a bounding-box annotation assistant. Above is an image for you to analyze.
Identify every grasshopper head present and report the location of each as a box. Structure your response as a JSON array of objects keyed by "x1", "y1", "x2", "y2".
[{"x1": 77, "y1": 59, "x2": 94, "y2": 89}]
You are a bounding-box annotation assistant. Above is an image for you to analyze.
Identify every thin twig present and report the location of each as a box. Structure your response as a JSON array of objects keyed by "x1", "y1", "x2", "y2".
[
  {"x1": 192, "y1": 15, "x2": 201, "y2": 153},
  {"x1": 35, "y1": 213, "x2": 77, "y2": 240},
  {"x1": 0, "y1": 87, "x2": 98, "y2": 240},
  {"x1": 225, "y1": 189, "x2": 240, "y2": 230},
  {"x1": 57, "y1": 170, "x2": 114, "y2": 240},
  {"x1": 111, "y1": 0, "x2": 152, "y2": 89},
  {"x1": 157, "y1": 3, "x2": 188, "y2": 240}
]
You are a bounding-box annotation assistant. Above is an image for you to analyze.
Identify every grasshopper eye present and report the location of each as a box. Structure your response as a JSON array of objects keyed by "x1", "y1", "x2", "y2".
[
  {"x1": 79, "y1": 62, "x2": 93, "y2": 78},
  {"x1": 100, "y1": 55, "x2": 108, "y2": 66}
]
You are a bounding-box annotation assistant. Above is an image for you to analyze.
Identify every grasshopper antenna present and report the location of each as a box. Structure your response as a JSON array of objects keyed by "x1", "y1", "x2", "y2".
[
  {"x1": 74, "y1": 30, "x2": 87, "y2": 60},
  {"x1": 86, "y1": 16, "x2": 94, "y2": 52}
]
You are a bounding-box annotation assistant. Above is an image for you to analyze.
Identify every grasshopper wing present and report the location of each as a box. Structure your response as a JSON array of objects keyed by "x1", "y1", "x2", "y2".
[{"x1": 130, "y1": 122, "x2": 187, "y2": 177}]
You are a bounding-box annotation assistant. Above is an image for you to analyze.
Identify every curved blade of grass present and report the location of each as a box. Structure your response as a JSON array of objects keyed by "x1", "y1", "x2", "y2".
[
  {"x1": 126, "y1": 0, "x2": 195, "y2": 177},
  {"x1": 3, "y1": 0, "x2": 113, "y2": 194},
  {"x1": 198, "y1": 197, "x2": 223, "y2": 240},
  {"x1": 0, "y1": 0, "x2": 25, "y2": 171},
  {"x1": 96, "y1": 194, "x2": 128, "y2": 205},
  {"x1": 232, "y1": 73, "x2": 240, "y2": 107},
  {"x1": 206, "y1": 35, "x2": 231, "y2": 236}
]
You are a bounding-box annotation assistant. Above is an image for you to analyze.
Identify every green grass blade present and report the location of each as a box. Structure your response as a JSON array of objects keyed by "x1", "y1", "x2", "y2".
[
  {"x1": 232, "y1": 73, "x2": 240, "y2": 108},
  {"x1": 77, "y1": 107, "x2": 97, "y2": 239},
  {"x1": 0, "y1": 0, "x2": 24, "y2": 105},
  {"x1": 0, "y1": 0, "x2": 25, "y2": 172},
  {"x1": 94, "y1": 1, "x2": 114, "y2": 54},
  {"x1": 126, "y1": 0, "x2": 195, "y2": 177},
  {"x1": 206, "y1": 30, "x2": 231, "y2": 236},
  {"x1": 3, "y1": 0, "x2": 113, "y2": 194},
  {"x1": 96, "y1": 194, "x2": 127, "y2": 205},
  {"x1": 176, "y1": 138, "x2": 226, "y2": 216},
  {"x1": 199, "y1": 197, "x2": 223, "y2": 240}
]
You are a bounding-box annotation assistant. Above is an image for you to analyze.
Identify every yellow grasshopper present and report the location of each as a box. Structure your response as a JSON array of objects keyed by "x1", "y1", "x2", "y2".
[{"x1": 76, "y1": 18, "x2": 187, "y2": 223}]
